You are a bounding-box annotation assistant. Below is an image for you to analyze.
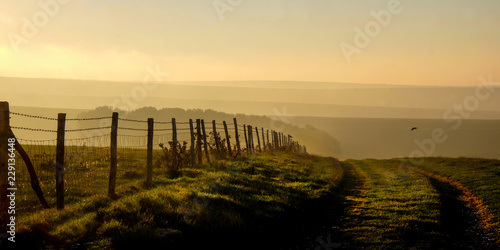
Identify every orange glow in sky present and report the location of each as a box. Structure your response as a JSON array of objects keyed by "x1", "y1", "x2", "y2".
[{"x1": 0, "y1": 0, "x2": 499, "y2": 86}]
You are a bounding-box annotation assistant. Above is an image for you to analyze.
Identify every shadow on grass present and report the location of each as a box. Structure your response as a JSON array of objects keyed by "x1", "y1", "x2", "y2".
[{"x1": 427, "y1": 176, "x2": 497, "y2": 249}]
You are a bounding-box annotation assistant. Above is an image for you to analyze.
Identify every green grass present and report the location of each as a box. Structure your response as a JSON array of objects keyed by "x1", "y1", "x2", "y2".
[
  {"x1": 16, "y1": 152, "x2": 343, "y2": 249},
  {"x1": 341, "y1": 159, "x2": 443, "y2": 249},
  {"x1": 14, "y1": 150, "x2": 500, "y2": 249},
  {"x1": 403, "y1": 157, "x2": 500, "y2": 242},
  {"x1": 15, "y1": 145, "x2": 164, "y2": 211}
]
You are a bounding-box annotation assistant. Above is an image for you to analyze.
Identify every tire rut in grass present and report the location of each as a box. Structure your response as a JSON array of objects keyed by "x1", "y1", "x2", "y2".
[
  {"x1": 421, "y1": 171, "x2": 497, "y2": 249},
  {"x1": 290, "y1": 161, "x2": 369, "y2": 249}
]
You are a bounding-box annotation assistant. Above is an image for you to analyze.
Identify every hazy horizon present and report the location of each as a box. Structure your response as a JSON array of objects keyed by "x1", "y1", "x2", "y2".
[
  {"x1": 4, "y1": 75, "x2": 500, "y2": 88},
  {"x1": 2, "y1": 76, "x2": 500, "y2": 119},
  {"x1": 1, "y1": 1, "x2": 499, "y2": 86},
  {"x1": 2, "y1": 1, "x2": 499, "y2": 159}
]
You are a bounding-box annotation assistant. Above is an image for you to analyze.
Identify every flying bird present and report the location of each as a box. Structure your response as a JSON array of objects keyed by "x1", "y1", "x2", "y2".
[{"x1": 411, "y1": 127, "x2": 418, "y2": 131}]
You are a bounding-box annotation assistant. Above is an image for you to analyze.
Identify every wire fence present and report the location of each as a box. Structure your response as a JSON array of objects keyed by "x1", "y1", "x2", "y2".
[{"x1": 3, "y1": 108, "x2": 306, "y2": 214}]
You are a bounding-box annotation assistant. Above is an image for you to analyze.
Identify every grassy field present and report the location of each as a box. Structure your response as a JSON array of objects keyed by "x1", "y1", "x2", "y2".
[
  {"x1": 339, "y1": 158, "x2": 500, "y2": 249},
  {"x1": 14, "y1": 152, "x2": 343, "y2": 249},
  {"x1": 9, "y1": 151, "x2": 500, "y2": 249},
  {"x1": 338, "y1": 159, "x2": 443, "y2": 248},
  {"x1": 14, "y1": 144, "x2": 165, "y2": 212},
  {"x1": 405, "y1": 157, "x2": 500, "y2": 243}
]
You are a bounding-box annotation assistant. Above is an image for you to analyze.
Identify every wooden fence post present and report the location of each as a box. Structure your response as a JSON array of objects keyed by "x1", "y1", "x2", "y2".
[
  {"x1": 248, "y1": 125, "x2": 254, "y2": 154},
  {"x1": 246, "y1": 125, "x2": 251, "y2": 154},
  {"x1": 201, "y1": 119, "x2": 210, "y2": 163},
  {"x1": 145, "y1": 118, "x2": 154, "y2": 188},
  {"x1": 271, "y1": 131, "x2": 274, "y2": 149},
  {"x1": 262, "y1": 128, "x2": 266, "y2": 151},
  {"x1": 275, "y1": 132, "x2": 278, "y2": 149},
  {"x1": 243, "y1": 124, "x2": 248, "y2": 153},
  {"x1": 0, "y1": 102, "x2": 9, "y2": 232},
  {"x1": 275, "y1": 132, "x2": 279, "y2": 150},
  {"x1": 56, "y1": 113, "x2": 66, "y2": 210},
  {"x1": 212, "y1": 120, "x2": 220, "y2": 158},
  {"x1": 189, "y1": 119, "x2": 195, "y2": 165},
  {"x1": 223, "y1": 121, "x2": 232, "y2": 157},
  {"x1": 273, "y1": 131, "x2": 276, "y2": 149},
  {"x1": 270, "y1": 130, "x2": 274, "y2": 149},
  {"x1": 196, "y1": 119, "x2": 202, "y2": 164},
  {"x1": 266, "y1": 129, "x2": 270, "y2": 149},
  {"x1": 11, "y1": 135, "x2": 49, "y2": 209},
  {"x1": 171, "y1": 118, "x2": 177, "y2": 167},
  {"x1": 108, "y1": 112, "x2": 118, "y2": 198},
  {"x1": 233, "y1": 118, "x2": 241, "y2": 155},
  {"x1": 255, "y1": 127, "x2": 262, "y2": 153}
]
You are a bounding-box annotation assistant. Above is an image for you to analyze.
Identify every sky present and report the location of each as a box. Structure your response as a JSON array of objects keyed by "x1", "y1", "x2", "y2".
[{"x1": 0, "y1": 0, "x2": 499, "y2": 86}]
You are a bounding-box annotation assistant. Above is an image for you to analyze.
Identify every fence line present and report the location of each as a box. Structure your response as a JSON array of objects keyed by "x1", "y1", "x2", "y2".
[{"x1": 1, "y1": 102, "x2": 307, "y2": 214}]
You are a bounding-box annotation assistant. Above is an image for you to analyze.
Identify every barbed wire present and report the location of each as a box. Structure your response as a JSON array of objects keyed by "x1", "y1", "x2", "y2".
[
  {"x1": 10, "y1": 112, "x2": 111, "y2": 121},
  {"x1": 118, "y1": 118, "x2": 147, "y2": 123},
  {"x1": 66, "y1": 127, "x2": 111, "y2": 132},
  {"x1": 11, "y1": 126, "x2": 57, "y2": 133},
  {"x1": 10, "y1": 112, "x2": 57, "y2": 121},
  {"x1": 118, "y1": 127, "x2": 149, "y2": 131},
  {"x1": 67, "y1": 117, "x2": 111, "y2": 121},
  {"x1": 10, "y1": 112, "x2": 280, "y2": 140},
  {"x1": 12, "y1": 126, "x2": 112, "y2": 133},
  {"x1": 154, "y1": 121, "x2": 172, "y2": 125},
  {"x1": 16, "y1": 138, "x2": 57, "y2": 143},
  {"x1": 215, "y1": 123, "x2": 235, "y2": 127}
]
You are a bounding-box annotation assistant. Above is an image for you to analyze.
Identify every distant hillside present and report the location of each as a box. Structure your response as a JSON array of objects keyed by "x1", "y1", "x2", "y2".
[
  {"x1": 77, "y1": 106, "x2": 343, "y2": 157},
  {"x1": 2, "y1": 77, "x2": 499, "y2": 119},
  {"x1": 292, "y1": 116, "x2": 500, "y2": 160}
]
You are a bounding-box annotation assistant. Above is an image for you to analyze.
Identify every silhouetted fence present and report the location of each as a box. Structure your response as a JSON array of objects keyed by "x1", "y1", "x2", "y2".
[{"x1": 0, "y1": 101, "x2": 307, "y2": 215}]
